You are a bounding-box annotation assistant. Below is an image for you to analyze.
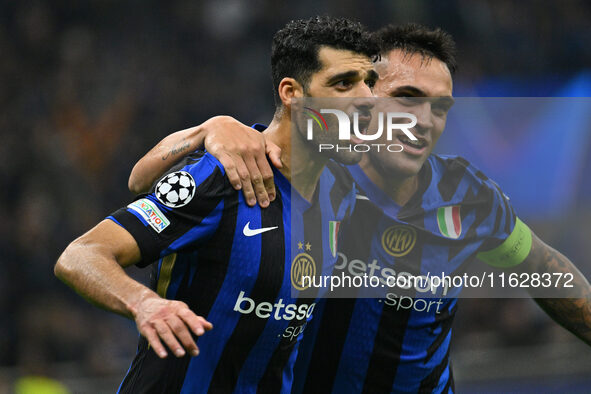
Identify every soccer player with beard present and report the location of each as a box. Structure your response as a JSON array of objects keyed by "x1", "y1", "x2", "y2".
[
  {"x1": 126, "y1": 24, "x2": 591, "y2": 393},
  {"x1": 54, "y1": 16, "x2": 378, "y2": 393}
]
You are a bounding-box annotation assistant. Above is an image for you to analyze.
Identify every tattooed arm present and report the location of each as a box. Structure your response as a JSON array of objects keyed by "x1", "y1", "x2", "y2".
[
  {"x1": 513, "y1": 232, "x2": 591, "y2": 345},
  {"x1": 128, "y1": 126, "x2": 198, "y2": 193},
  {"x1": 129, "y1": 116, "x2": 282, "y2": 207}
]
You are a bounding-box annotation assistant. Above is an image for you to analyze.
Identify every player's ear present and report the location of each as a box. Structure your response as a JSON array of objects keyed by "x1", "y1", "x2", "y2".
[{"x1": 278, "y1": 77, "x2": 304, "y2": 109}]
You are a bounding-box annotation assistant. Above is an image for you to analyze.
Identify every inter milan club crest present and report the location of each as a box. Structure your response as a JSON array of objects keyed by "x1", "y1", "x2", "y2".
[
  {"x1": 329, "y1": 221, "x2": 340, "y2": 258},
  {"x1": 381, "y1": 225, "x2": 417, "y2": 257},
  {"x1": 291, "y1": 241, "x2": 316, "y2": 290},
  {"x1": 437, "y1": 205, "x2": 462, "y2": 239}
]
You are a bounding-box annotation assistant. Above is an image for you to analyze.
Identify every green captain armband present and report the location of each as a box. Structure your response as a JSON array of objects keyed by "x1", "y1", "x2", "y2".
[{"x1": 477, "y1": 217, "x2": 532, "y2": 268}]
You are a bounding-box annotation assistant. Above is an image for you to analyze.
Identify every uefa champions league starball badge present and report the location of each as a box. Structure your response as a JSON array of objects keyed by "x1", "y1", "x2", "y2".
[{"x1": 155, "y1": 171, "x2": 196, "y2": 208}]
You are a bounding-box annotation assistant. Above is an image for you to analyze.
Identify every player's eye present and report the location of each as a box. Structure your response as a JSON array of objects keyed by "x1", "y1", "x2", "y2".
[
  {"x1": 395, "y1": 96, "x2": 422, "y2": 105},
  {"x1": 432, "y1": 104, "x2": 448, "y2": 117},
  {"x1": 432, "y1": 100, "x2": 454, "y2": 116},
  {"x1": 334, "y1": 80, "x2": 353, "y2": 90}
]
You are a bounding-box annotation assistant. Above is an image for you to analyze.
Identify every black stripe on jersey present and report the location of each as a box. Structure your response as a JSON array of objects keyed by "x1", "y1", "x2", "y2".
[
  {"x1": 479, "y1": 206, "x2": 505, "y2": 253},
  {"x1": 492, "y1": 208, "x2": 503, "y2": 238},
  {"x1": 487, "y1": 182, "x2": 510, "y2": 231},
  {"x1": 257, "y1": 196, "x2": 324, "y2": 393},
  {"x1": 327, "y1": 161, "x2": 355, "y2": 217},
  {"x1": 399, "y1": 160, "x2": 432, "y2": 221},
  {"x1": 418, "y1": 344, "x2": 451, "y2": 393},
  {"x1": 424, "y1": 302, "x2": 456, "y2": 362},
  {"x1": 301, "y1": 298, "x2": 357, "y2": 393},
  {"x1": 481, "y1": 181, "x2": 513, "y2": 249},
  {"x1": 436, "y1": 157, "x2": 469, "y2": 203},
  {"x1": 119, "y1": 337, "x2": 191, "y2": 394},
  {"x1": 493, "y1": 184, "x2": 514, "y2": 235},
  {"x1": 119, "y1": 192, "x2": 239, "y2": 394},
  {"x1": 362, "y1": 214, "x2": 426, "y2": 394},
  {"x1": 209, "y1": 192, "x2": 286, "y2": 393},
  {"x1": 362, "y1": 307, "x2": 412, "y2": 394},
  {"x1": 179, "y1": 191, "x2": 239, "y2": 318}
]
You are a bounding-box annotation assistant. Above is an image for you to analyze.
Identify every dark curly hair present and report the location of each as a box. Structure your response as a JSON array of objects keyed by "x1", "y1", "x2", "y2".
[
  {"x1": 373, "y1": 23, "x2": 457, "y2": 74},
  {"x1": 271, "y1": 16, "x2": 378, "y2": 107}
]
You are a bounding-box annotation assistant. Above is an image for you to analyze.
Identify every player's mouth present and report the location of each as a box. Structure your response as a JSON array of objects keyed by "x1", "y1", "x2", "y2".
[{"x1": 398, "y1": 134, "x2": 428, "y2": 155}]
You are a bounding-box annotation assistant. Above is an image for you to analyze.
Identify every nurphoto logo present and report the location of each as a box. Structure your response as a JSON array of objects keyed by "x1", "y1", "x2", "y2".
[{"x1": 304, "y1": 107, "x2": 418, "y2": 153}]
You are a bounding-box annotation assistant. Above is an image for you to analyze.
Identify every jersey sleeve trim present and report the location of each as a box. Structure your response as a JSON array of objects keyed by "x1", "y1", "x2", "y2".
[
  {"x1": 107, "y1": 211, "x2": 163, "y2": 266},
  {"x1": 477, "y1": 217, "x2": 532, "y2": 267}
]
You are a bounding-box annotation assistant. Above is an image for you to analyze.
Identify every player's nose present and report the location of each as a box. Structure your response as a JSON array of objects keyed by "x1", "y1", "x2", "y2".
[
  {"x1": 411, "y1": 100, "x2": 434, "y2": 131},
  {"x1": 352, "y1": 96, "x2": 374, "y2": 114},
  {"x1": 353, "y1": 80, "x2": 375, "y2": 99}
]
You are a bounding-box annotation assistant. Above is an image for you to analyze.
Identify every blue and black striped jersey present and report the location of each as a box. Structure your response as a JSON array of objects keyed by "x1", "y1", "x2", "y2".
[
  {"x1": 108, "y1": 148, "x2": 356, "y2": 393},
  {"x1": 293, "y1": 154, "x2": 531, "y2": 394}
]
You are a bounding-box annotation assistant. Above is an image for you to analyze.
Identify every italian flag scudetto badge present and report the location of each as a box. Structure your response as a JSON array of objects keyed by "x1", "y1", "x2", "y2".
[
  {"x1": 437, "y1": 205, "x2": 461, "y2": 239},
  {"x1": 329, "y1": 221, "x2": 340, "y2": 257}
]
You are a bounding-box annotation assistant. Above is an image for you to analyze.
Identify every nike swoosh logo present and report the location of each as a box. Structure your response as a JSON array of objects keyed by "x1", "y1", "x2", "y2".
[{"x1": 243, "y1": 221, "x2": 278, "y2": 237}]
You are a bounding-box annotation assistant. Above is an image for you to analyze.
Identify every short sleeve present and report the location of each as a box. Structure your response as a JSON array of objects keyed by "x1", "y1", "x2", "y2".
[{"x1": 108, "y1": 153, "x2": 235, "y2": 266}]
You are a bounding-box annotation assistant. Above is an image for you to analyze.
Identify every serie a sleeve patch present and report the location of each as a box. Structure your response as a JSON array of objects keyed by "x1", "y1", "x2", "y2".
[{"x1": 477, "y1": 217, "x2": 532, "y2": 268}]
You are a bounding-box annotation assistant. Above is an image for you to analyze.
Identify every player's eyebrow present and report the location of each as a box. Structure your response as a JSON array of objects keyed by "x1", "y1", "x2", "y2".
[
  {"x1": 326, "y1": 70, "x2": 360, "y2": 85},
  {"x1": 389, "y1": 85, "x2": 455, "y2": 106},
  {"x1": 434, "y1": 96, "x2": 455, "y2": 110},
  {"x1": 388, "y1": 85, "x2": 427, "y2": 97}
]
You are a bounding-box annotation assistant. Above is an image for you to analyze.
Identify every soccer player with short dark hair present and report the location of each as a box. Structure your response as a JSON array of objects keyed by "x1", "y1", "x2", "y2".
[
  {"x1": 55, "y1": 16, "x2": 379, "y2": 393},
  {"x1": 296, "y1": 24, "x2": 591, "y2": 393},
  {"x1": 131, "y1": 23, "x2": 591, "y2": 393}
]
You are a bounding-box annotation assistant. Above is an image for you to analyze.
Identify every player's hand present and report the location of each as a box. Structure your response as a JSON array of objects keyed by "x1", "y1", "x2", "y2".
[
  {"x1": 134, "y1": 295, "x2": 213, "y2": 359},
  {"x1": 202, "y1": 116, "x2": 282, "y2": 208}
]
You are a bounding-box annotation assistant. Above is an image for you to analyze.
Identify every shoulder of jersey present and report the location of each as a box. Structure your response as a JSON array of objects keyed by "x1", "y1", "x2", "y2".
[
  {"x1": 430, "y1": 154, "x2": 497, "y2": 189},
  {"x1": 426, "y1": 153, "x2": 512, "y2": 211},
  {"x1": 151, "y1": 150, "x2": 235, "y2": 205},
  {"x1": 165, "y1": 151, "x2": 235, "y2": 182}
]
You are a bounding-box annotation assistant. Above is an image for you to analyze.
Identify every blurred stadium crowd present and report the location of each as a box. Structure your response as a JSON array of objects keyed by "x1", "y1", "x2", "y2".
[{"x1": 1, "y1": 0, "x2": 590, "y2": 391}]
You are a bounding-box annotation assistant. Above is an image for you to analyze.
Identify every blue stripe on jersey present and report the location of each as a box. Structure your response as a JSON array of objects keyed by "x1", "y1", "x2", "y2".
[
  {"x1": 161, "y1": 198, "x2": 225, "y2": 256},
  {"x1": 180, "y1": 192, "x2": 263, "y2": 393},
  {"x1": 181, "y1": 153, "x2": 227, "y2": 187}
]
